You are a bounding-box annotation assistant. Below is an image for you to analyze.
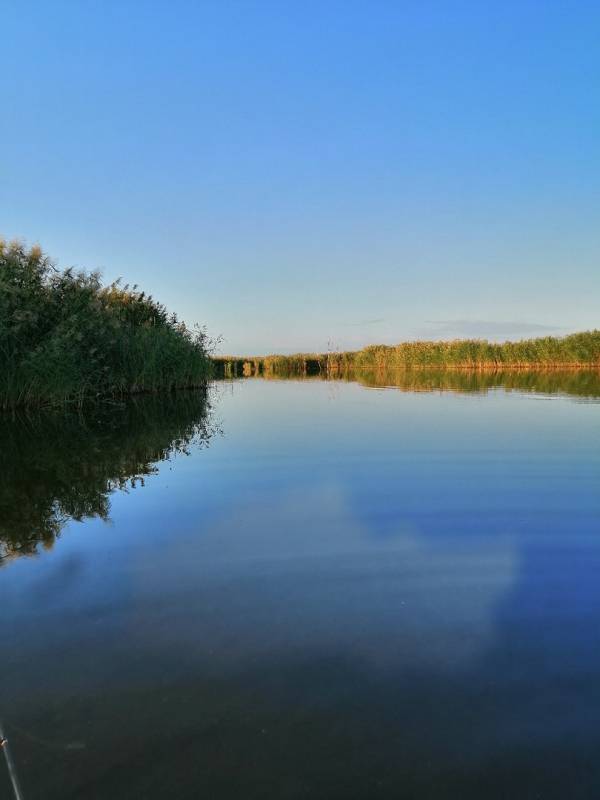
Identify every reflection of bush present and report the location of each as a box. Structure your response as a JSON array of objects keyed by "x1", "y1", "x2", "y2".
[{"x1": 0, "y1": 391, "x2": 217, "y2": 563}]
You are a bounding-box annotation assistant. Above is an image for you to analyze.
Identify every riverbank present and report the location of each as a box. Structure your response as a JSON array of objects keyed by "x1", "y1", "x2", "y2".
[{"x1": 213, "y1": 330, "x2": 600, "y2": 378}]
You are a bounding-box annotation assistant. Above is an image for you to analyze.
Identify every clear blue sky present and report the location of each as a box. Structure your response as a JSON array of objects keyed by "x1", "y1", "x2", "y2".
[{"x1": 2, "y1": 1, "x2": 599, "y2": 354}]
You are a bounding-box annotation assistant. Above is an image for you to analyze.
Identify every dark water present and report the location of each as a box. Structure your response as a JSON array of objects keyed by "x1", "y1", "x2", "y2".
[{"x1": 2, "y1": 373, "x2": 600, "y2": 799}]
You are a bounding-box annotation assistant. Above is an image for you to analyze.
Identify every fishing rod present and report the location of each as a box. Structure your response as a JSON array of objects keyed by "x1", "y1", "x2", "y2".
[{"x1": 0, "y1": 721, "x2": 24, "y2": 800}]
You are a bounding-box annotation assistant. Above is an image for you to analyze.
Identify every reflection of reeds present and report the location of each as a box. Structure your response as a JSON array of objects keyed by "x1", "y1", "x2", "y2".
[
  {"x1": 213, "y1": 351, "x2": 356, "y2": 379},
  {"x1": 352, "y1": 367, "x2": 600, "y2": 397},
  {"x1": 213, "y1": 357, "x2": 600, "y2": 399},
  {"x1": 0, "y1": 391, "x2": 218, "y2": 563}
]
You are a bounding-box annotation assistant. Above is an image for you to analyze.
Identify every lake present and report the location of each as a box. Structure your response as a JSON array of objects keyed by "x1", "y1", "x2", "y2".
[{"x1": 2, "y1": 373, "x2": 600, "y2": 799}]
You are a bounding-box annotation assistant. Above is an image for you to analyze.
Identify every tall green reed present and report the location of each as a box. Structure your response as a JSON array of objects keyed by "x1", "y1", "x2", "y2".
[{"x1": 0, "y1": 240, "x2": 213, "y2": 409}]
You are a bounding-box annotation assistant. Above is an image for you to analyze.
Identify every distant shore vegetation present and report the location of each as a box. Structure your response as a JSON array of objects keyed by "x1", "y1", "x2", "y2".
[
  {"x1": 214, "y1": 330, "x2": 600, "y2": 379},
  {"x1": 0, "y1": 240, "x2": 212, "y2": 409}
]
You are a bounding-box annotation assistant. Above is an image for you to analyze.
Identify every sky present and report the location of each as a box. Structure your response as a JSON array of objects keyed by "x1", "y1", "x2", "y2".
[{"x1": 1, "y1": 1, "x2": 599, "y2": 354}]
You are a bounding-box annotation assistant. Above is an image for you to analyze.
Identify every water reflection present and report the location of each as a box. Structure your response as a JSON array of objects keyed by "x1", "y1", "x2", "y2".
[
  {"x1": 245, "y1": 366, "x2": 600, "y2": 398},
  {"x1": 352, "y1": 367, "x2": 600, "y2": 397},
  {"x1": 0, "y1": 391, "x2": 217, "y2": 563},
  {"x1": 146, "y1": 484, "x2": 518, "y2": 671},
  {"x1": 2, "y1": 378, "x2": 600, "y2": 799}
]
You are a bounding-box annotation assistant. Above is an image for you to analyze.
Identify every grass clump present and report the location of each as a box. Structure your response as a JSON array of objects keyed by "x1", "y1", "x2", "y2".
[{"x1": 0, "y1": 240, "x2": 212, "y2": 409}]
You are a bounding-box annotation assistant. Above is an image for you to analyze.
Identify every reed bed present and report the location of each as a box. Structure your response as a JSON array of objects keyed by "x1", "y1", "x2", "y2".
[
  {"x1": 355, "y1": 332, "x2": 600, "y2": 370},
  {"x1": 212, "y1": 351, "x2": 356, "y2": 378},
  {"x1": 215, "y1": 331, "x2": 600, "y2": 379},
  {"x1": 0, "y1": 240, "x2": 212, "y2": 409}
]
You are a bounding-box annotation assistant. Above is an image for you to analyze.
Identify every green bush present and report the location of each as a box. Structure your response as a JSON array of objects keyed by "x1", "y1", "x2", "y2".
[{"x1": 0, "y1": 240, "x2": 212, "y2": 408}]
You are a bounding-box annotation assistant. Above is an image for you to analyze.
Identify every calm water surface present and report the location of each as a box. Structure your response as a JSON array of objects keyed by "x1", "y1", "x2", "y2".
[{"x1": 2, "y1": 375, "x2": 600, "y2": 799}]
